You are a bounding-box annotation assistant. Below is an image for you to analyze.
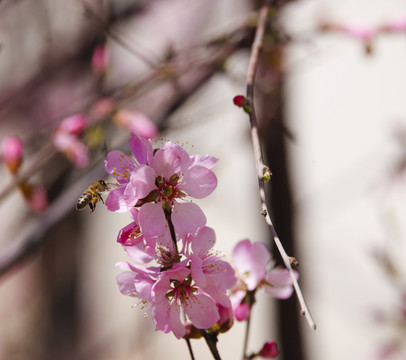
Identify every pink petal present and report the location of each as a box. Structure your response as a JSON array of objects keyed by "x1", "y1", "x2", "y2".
[
  {"x1": 191, "y1": 226, "x2": 216, "y2": 256},
  {"x1": 129, "y1": 132, "x2": 154, "y2": 164},
  {"x1": 201, "y1": 283, "x2": 231, "y2": 308},
  {"x1": 139, "y1": 203, "x2": 166, "y2": 237},
  {"x1": 129, "y1": 164, "x2": 156, "y2": 198},
  {"x1": 171, "y1": 202, "x2": 206, "y2": 236},
  {"x1": 181, "y1": 165, "x2": 217, "y2": 198},
  {"x1": 116, "y1": 271, "x2": 137, "y2": 296},
  {"x1": 190, "y1": 254, "x2": 206, "y2": 287},
  {"x1": 105, "y1": 150, "x2": 136, "y2": 184},
  {"x1": 190, "y1": 155, "x2": 219, "y2": 169},
  {"x1": 185, "y1": 293, "x2": 219, "y2": 329},
  {"x1": 105, "y1": 185, "x2": 129, "y2": 212}
]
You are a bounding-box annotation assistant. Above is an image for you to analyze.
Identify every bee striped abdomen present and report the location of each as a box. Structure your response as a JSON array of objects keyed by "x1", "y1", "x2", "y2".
[{"x1": 76, "y1": 192, "x2": 93, "y2": 210}]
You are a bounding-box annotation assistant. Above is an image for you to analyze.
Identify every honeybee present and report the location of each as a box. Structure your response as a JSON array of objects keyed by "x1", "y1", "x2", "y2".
[{"x1": 76, "y1": 179, "x2": 109, "y2": 212}]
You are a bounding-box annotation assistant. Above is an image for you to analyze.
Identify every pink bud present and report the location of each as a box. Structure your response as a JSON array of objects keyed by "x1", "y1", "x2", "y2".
[
  {"x1": 1, "y1": 135, "x2": 23, "y2": 173},
  {"x1": 57, "y1": 114, "x2": 86, "y2": 135},
  {"x1": 233, "y1": 95, "x2": 247, "y2": 107},
  {"x1": 113, "y1": 109, "x2": 158, "y2": 139},
  {"x1": 216, "y1": 304, "x2": 234, "y2": 333},
  {"x1": 259, "y1": 341, "x2": 279, "y2": 358},
  {"x1": 234, "y1": 302, "x2": 251, "y2": 321},
  {"x1": 92, "y1": 44, "x2": 109, "y2": 76}
]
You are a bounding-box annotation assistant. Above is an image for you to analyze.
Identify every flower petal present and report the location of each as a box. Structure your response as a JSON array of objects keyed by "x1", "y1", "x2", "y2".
[
  {"x1": 181, "y1": 165, "x2": 217, "y2": 199},
  {"x1": 185, "y1": 293, "x2": 219, "y2": 329},
  {"x1": 139, "y1": 203, "x2": 166, "y2": 237},
  {"x1": 172, "y1": 202, "x2": 206, "y2": 237}
]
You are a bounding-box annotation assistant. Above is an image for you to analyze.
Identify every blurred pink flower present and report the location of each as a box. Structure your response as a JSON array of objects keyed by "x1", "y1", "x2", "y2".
[
  {"x1": 57, "y1": 114, "x2": 86, "y2": 135},
  {"x1": 113, "y1": 109, "x2": 158, "y2": 139},
  {"x1": 52, "y1": 131, "x2": 89, "y2": 167},
  {"x1": 1, "y1": 135, "x2": 23, "y2": 173},
  {"x1": 91, "y1": 44, "x2": 109, "y2": 76},
  {"x1": 338, "y1": 22, "x2": 376, "y2": 41}
]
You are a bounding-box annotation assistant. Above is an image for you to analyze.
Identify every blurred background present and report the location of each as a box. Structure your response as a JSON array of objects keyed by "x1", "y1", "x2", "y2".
[{"x1": 1, "y1": 0, "x2": 406, "y2": 359}]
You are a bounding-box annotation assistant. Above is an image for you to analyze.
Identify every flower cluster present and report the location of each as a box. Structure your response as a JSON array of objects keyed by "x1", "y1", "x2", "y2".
[
  {"x1": 106, "y1": 133, "x2": 296, "y2": 354},
  {"x1": 106, "y1": 133, "x2": 236, "y2": 339}
]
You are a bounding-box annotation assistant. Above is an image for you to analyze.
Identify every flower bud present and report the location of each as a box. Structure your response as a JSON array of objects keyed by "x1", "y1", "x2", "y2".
[
  {"x1": 1, "y1": 135, "x2": 23, "y2": 173},
  {"x1": 259, "y1": 341, "x2": 279, "y2": 358},
  {"x1": 234, "y1": 302, "x2": 251, "y2": 321},
  {"x1": 57, "y1": 114, "x2": 86, "y2": 135},
  {"x1": 92, "y1": 44, "x2": 109, "y2": 77}
]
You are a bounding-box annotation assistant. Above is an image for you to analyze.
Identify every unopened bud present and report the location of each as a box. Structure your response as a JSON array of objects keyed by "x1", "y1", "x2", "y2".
[
  {"x1": 259, "y1": 341, "x2": 279, "y2": 358},
  {"x1": 1, "y1": 135, "x2": 23, "y2": 173}
]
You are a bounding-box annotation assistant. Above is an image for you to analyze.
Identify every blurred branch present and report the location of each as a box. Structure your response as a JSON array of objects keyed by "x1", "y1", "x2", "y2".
[
  {"x1": 81, "y1": 0, "x2": 160, "y2": 67},
  {"x1": 0, "y1": 21, "x2": 252, "y2": 278},
  {"x1": 245, "y1": 2, "x2": 316, "y2": 330}
]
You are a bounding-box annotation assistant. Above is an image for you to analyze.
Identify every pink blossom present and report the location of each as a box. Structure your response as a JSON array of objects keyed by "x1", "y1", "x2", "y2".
[
  {"x1": 259, "y1": 341, "x2": 279, "y2": 358},
  {"x1": 52, "y1": 131, "x2": 89, "y2": 167},
  {"x1": 91, "y1": 44, "x2": 109, "y2": 76},
  {"x1": 57, "y1": 114, "x2": 86, "y2": 135},
  {"x1": 113, "y1": 109, "x2": 158, "y2": 139},
  {"x1": 105, "y1": 134, "x2": 218, "y2": 237},
  {"x1": 152, "y1": 266, "x2": 220, "y2": 339},
  {"x1": 1, "y1": 135, "x2": 23, "y2": 173},
  {"x1": 230, "y1": 239, "x2": 297, "y2": 319}
]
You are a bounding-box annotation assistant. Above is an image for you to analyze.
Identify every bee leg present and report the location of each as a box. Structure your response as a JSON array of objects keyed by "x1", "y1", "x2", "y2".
[
  {"x1": 89, "y1": 201, "x2": 95, "y2": 212},
  {"x1": 98, "y1": 194, "x2": 105, "y2": 204}
]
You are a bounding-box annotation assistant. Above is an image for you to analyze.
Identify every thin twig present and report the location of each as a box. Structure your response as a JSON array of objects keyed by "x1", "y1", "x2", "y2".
[
  {"x1": 245, "y1": 3, "x2": 316, "y2": 330},
  {"x1": 242, "y1": 311, "x2": 252, "y2": 360},
  {"x1": 185, "y1": 338, "x2": 195, "y2": 360},
  {"x1": 80, "y1": 0, "x2": 159, "y2": 68}
]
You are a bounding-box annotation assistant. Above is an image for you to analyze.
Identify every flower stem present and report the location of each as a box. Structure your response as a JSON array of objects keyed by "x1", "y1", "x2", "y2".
[
  {"x1": 164, "y1": 207, "x2": 179, "y2": 254},
  {"x1": 185, "y1": 338, "x2": 196, "y2": 360},
  {"x1": 202, "y1": 331, "x2": 222, "y2": 360},
  {"x1": 242, "y1": 313, "x2": 252, "y2": 360}
]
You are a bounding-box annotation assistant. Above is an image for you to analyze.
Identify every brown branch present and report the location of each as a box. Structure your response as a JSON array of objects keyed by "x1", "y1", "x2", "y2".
[{"x1": 245, "y1": 3, "x2": 316, "y2": 330}]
